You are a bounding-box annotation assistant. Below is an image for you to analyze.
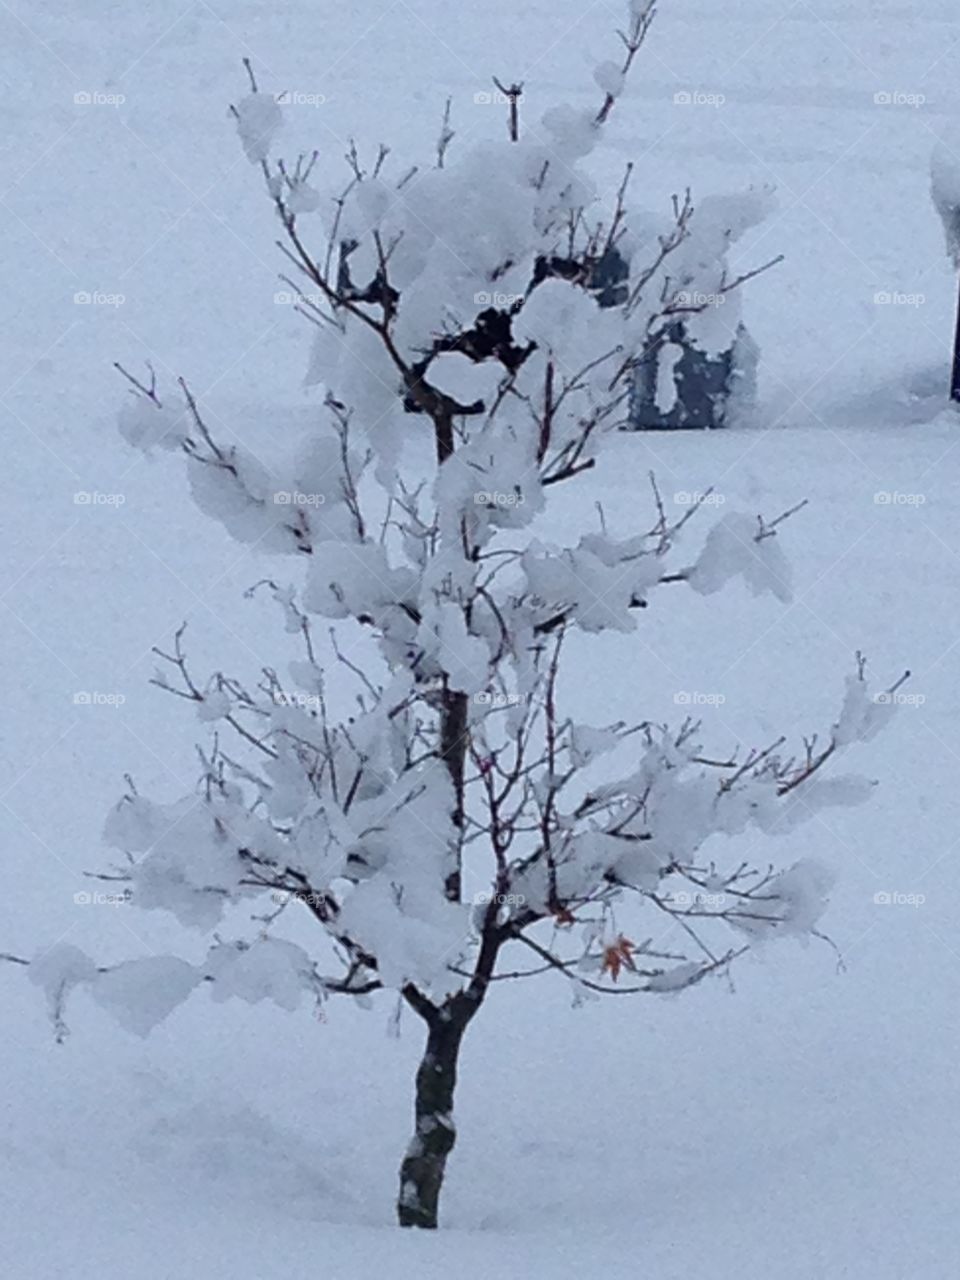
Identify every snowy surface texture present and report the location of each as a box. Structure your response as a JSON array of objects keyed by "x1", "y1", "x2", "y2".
[{"x1": 2, "y1": 0, "x2": 960, "y2": 1276}]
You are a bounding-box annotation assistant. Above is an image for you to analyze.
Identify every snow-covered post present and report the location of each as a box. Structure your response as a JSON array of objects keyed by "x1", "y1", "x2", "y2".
[
  {"x1": 930, "y1": 142, "x2": 960, "y2": 401},
  {"x1": 7, "y1": 3, "x2": 904, "y2": 1234}
]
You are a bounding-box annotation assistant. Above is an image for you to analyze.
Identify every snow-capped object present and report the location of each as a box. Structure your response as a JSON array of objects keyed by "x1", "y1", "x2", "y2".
[
  {"x1": 90, "y1": 957, "x2": 201, "y2": 1037},
  {"x1": 655, "y1": 342, "x2": 683, "y2": 414},
  {"x1": 569, "y1": 723, "x2": 624, "y2": 768},
  {"x1": 206, "y1": 938, "x2": 315, "y2": 1011},
  {"x1": 286, "y1": 178, "x2": 320, "y2": 215},
  {"x1": 234, "y1": 91, "x2": 283, "y2": 164},
  {"x1": 427, "y1": 352, "x2": 503, "y2": 405},
  {"x1": 105, "y1": 794, "x2": 275, "y2": 930},
  {"x1": 688, "y1": 512, "x2": 792, "y2": 603},
  {"x1": 303, "y1": 539, "x2": 414, "y2": 620},
  {"x1": 420, "y1": 601, "x2": 490, "y2": 696},
  {"x1": 197, "y1": 690, "x2": 232, "y2": 722},
  {"x1": 834, "y1": 672, "x2": 898, "y2": 747},
  {"x1": 645, "y1": 962, "x2": 703, "y2": 993},
  {"x1": 540, "y1": 104, "x2": 598, "y2": 160},
  {"x1": 28, "y1": 943, "x2": 98, "y2": 1028},
  {"x1": 118, "y1": 397, "x2": 190, "y2": 454},
  {"x1": 593, "y1": 60, "x2": 626, "y2": 98}
]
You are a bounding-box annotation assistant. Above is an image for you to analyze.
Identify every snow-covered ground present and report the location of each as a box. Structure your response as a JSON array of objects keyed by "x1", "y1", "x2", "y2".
[{"x1": 2, "y1": 0, "x2": 960, "y2": 1275}]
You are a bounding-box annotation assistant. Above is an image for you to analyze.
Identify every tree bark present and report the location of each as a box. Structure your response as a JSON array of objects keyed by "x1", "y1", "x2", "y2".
[
  {"x1": 397, "y1": 1006, "x2": 470, "y2": 1228},
  {"x1": 440, "y1": 685, "x2": 468, "y2": 902}
]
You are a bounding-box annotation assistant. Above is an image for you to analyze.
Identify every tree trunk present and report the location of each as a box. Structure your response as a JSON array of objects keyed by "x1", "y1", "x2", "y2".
[{"x1": 397, "y1": 1010, "x2": 469, "y2": 1228}]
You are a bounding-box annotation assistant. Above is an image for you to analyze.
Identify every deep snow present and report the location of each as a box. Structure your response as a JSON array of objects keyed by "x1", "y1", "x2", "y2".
[{"x1": 2, "y1": 0, "x2": 960, "y2": 1276}]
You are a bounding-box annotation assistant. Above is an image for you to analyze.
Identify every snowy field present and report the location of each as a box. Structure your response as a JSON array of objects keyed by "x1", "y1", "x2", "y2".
[{"x1": 2, "y1": 0, "x2": 960, "y2": 1276}]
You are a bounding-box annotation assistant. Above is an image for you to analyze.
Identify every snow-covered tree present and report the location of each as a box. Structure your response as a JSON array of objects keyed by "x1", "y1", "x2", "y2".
[{"x1": 12, "y1": 2, "x2": 903, "y2": 1229}]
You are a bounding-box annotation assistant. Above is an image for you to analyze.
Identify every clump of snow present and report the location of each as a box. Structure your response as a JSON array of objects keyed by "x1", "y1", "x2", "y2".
[
  {"x1": 105, "y1": 795, "x2": 276, "y2": 930},
  {"x1": 569, "y1": 723, "x2": 624, "y2": 768},
  {"x1": 655, "y1": 342, "x2": 683, "y2": 414},
  {"x1": 834, "y1": 672, "x2": 898, "y2": 747},
  {"x1": 688, "y1": 513, "x2": 792, "y2": 603},
  {"x1": 234, "y1": 91, "x2": 283, "y2": 164},
  {"x1": 724, "y1": 327, "x2": 761, "y2": 429},
  {"x1": 90, "y1": 956, "x2": 200, "y2": 1037},
  {"x1": 197, "y1": 690, "x2": 232, "y2": 722},
  {"x1": 593, "y1": 60, "x2": 625, "y2": 97},
  {"x1": 645, "y1": 962, "x2": 703, "y2": 992},
  {"x1": 206, "y1": 939, "x2": 315, "y2": 1012},
  {"x1": 303, "y1": 539, "x2": 415, "y2": 620},
  {"x1": 118, "y1": 397, "x2": 190, "y2": 454},
  {"x1": 28, "y1": 943, "x2": 98, "y2": 1031}
]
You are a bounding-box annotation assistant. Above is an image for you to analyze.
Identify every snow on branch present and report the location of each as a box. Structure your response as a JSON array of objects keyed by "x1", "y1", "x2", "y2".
[{"x1": 12, "y1": 0, "x2": 899, "y2": 1047}]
